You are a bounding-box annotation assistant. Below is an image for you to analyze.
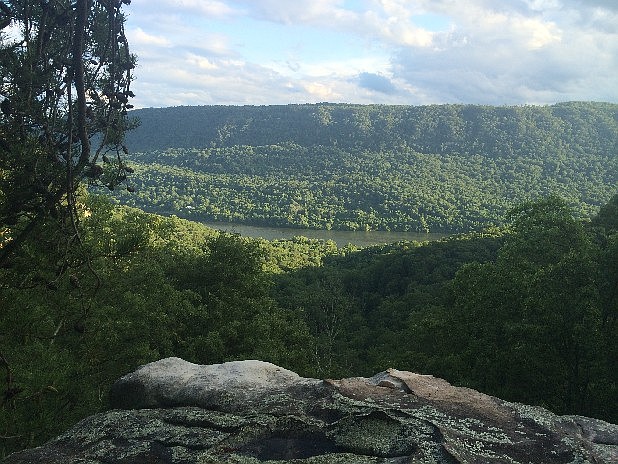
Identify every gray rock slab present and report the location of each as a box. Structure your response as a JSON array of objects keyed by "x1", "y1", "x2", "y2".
[
  {"x1": 108, "y1": 358, "x2": 324, "y2": 414},
  {"x1": 5, "y1": 359, "x2": 618, "y2": 464}
]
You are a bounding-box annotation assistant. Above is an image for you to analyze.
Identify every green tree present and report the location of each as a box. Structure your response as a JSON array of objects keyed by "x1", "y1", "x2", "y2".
[
  {"x1": 0, "y1": 0, "x2": 135, "y2": 269},
  {"x1": 449, "y1": 197, "x2": 604, "y2": 415},
  {"x1": 0, "y1": 0, "x2": 136, "y2": 454}
]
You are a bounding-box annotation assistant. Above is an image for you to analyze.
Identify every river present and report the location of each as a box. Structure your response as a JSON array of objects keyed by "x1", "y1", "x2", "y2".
[{"x1": 199, "y1": 221, "x2": 447, "y2": 248}]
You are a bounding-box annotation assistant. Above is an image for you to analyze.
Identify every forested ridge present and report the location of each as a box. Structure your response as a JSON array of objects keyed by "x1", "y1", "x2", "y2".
[
  {"x1": 112, "y1": 102, "x2": 618, "y2": 232},
  {"x1": 125, "y1": 102, "x2": 618, "y2": 154}
]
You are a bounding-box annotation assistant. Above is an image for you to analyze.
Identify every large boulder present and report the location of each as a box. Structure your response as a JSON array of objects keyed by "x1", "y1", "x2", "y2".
[{"x1": 5, "y1": 358, "x2": 618, "y2": 463}]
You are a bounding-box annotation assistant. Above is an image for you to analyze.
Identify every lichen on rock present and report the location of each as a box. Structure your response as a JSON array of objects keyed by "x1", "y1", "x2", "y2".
[{"x1": 5, "y1": 358, "x2": 618, "y2": 464}]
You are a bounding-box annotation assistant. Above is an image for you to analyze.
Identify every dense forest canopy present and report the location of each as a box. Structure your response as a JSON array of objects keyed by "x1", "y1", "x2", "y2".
[
  {"x1": 111, "y1": 102, "x2": 618, "y2": 232},
  {"x1": 125, "y1": 102, "x2": 618, "y2": 154},
  {"x1": 2, "y1": 80, "x2": 617, "y2": 454},
  {"x1": 1, "y1": 194, "x2": 617, "y2": 457}
]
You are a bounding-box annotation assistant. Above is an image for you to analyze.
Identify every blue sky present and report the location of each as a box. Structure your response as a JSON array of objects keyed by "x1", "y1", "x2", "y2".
[{"x1": 124, "y1": 0, "x2": 618, "y2": 108}]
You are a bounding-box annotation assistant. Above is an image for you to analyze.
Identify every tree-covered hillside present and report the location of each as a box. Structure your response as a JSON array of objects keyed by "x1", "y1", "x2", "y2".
[
  {"x1": 114, "y1": 102, "x2": 618, "y2": 232},
  {"x1": 2, "y1": 194, "x2": 617, "y2": 457},
  {"x1": 276, "y1": 195, "x2": 617, "y2": 421},
  {"x1": 125, "y1": 102, "x2": 618, "y2": 155}
]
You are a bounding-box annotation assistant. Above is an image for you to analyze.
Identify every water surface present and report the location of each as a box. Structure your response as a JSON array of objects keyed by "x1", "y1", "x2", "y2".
[{"x1": 199, "y1": 221, "x2": 447, "y2": 247}]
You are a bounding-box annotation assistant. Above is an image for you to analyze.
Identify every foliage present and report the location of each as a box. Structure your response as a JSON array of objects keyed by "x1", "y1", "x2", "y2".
[
  {"x1": 1, "y1": 1, "x2": 137, "y2": 450},
  {"x1": 1, "y1": 0, "x2": 615, "y2": 459},
  {"x1": 271, "y1": 195, "x2": 617, "y2": 421},
  {"x1": 272, "y1": 232, "x2": 506, "y2": 377},
  {"x1": 0, "y1": 0, "x2": 136, "y2": 269},
  {"x1": 112, "y1": 102, "x2": 617, "y2": 232},
  {"x1": 0, "y1": 197, "x2": 316, "y2": 456},
  {"x1": 1, "y1": 193, "x2": 617, "y2": 457},
  {"x1": 125, "y1": 102, "x2": 618, "y2": 156},
  {"x1": 2, "y1": 51, "x2": 617, "y2": 456},
  {"x1": 439, "y1": 197, "x2": 615, "y2": 419}
]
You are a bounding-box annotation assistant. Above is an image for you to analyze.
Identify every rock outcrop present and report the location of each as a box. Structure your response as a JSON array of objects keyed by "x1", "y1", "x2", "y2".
[{"x1": 5, "y1": 358, "x2": 618, "y2": 463}]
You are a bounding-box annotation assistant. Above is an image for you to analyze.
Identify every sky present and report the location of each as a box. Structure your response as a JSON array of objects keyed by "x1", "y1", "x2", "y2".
[{"x1": 123, "y1": 0, "x2": 618, "y2": 108}]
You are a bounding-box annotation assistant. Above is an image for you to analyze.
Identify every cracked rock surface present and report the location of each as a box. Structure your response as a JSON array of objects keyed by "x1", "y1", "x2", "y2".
[{"x1": 5, "y1": 358, "x2": 618, "y2": 463}]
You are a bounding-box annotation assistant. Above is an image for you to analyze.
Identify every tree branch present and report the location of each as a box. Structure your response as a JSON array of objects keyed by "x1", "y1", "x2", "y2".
[
  {"x1": 0, "y1": 1, "x2": 11, "y2": 29},
  {"x1": 72, "y1": 0, "x2": 90, "y2": 169}
]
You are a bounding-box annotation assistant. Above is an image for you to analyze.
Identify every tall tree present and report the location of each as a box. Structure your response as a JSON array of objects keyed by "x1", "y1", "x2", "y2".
[
  {"x1": 0, "y1": 0, "x2": 135, "y2": 269},
  {"x1": 0, "y1": 3, "x2": 135, "y2": 452},
  {"x1": 449, "y1": 197, "x2": 604, "y2": 415}
]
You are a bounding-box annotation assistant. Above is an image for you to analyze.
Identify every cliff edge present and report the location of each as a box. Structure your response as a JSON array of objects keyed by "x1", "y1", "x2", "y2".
[{"x1": 5, "y1": 358, "x2": 617, "y2": 463}]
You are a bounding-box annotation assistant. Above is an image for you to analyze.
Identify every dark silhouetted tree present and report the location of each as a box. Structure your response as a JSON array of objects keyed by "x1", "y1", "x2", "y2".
[{"x1": 0, "y1": 0, "x2": 136, "y2": 269}]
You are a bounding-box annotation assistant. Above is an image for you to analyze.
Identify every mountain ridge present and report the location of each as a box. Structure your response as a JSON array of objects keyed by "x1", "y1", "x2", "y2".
[
  {"x1": 111, "y1": 102, "x2": 618, "y2": 232},
  {"x1": 124, "y1": 101, "x2": 618, "y2": 153}
]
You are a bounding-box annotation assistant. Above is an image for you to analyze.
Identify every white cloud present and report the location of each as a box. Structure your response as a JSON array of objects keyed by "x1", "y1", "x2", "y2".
[
  {"x1": 303, "y1": 82, "x2": 341, "y2": 100},
  {"x1": 129, "y1": 0, "x2": 240, "y2": 18},
  {"x1": 525, "y1": 0, "x2": 561, "y2": 12},
  {"x1": 299, "y1": 56, "x2": 391, "y2": 78},
  {"x1": 186, "y1": 54, "x2": 219, "y2": 70},
  {"x1": 386, "y1": 0, "x2": 618, "y2": 104},
  {"x1": 361, "y1": 9, "x2": 435, "y2": 47},
  {"x1": 230, "y1": 0, "x2": 358, "y2": 25},
  {"x1": 122, "y1": 0, "x2": 618, "y2": 107},
  {"x1": 514, "y1": 17, "x2": 561, "y2": 49},
  {"x1": 170, "y1": 0, "x2": 238, "y2": 16},
  {"x1": 128, "y1": 27, "x2": 171, "y2": 47}
]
